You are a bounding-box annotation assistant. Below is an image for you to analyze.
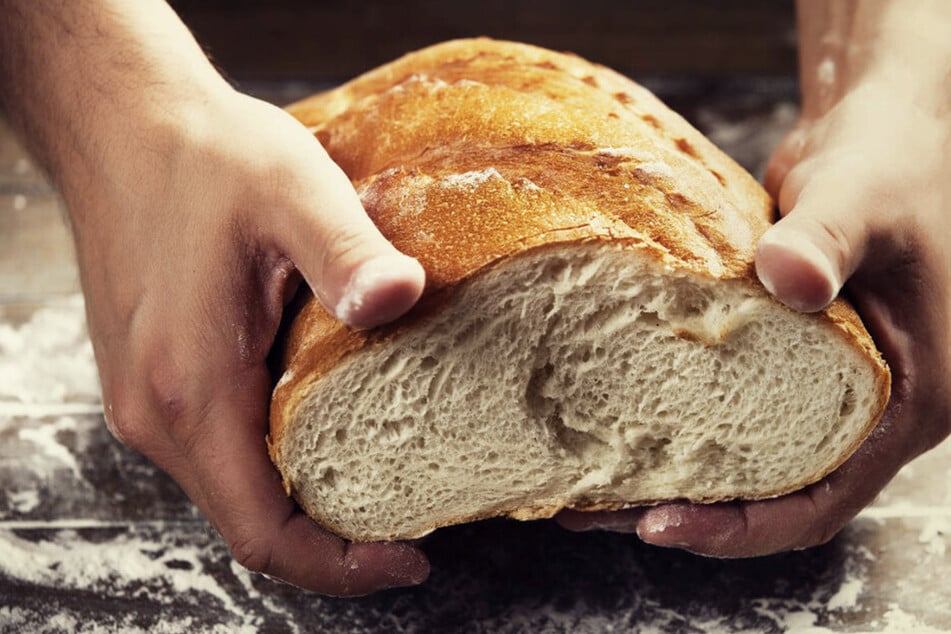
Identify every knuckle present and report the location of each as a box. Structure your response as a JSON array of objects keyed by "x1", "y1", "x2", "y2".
[
  {"x1": 229, "y1": 530, "x2": 275, "y2": 575},
  {"x1": 803, "y1": 486, "x2": 847, "y2": 549},
  {"x1": 102, "y1": 383, "x2": 149, "y2": 450},
  {"x1": 142, "y1": 353, "x2": 195, "y2": 435},
  {"x1": 113, "y1": 346, "x2": 206, "y2": 454},
  {"x1": 776, "y1": 161, "x2": 811, "y2": 215},
  {"x1": 815, "y1": 216, "x2": 853, "y2": 269},
  {"x1": 318, "y1": 222, "x2": 374, "y2": 282}
]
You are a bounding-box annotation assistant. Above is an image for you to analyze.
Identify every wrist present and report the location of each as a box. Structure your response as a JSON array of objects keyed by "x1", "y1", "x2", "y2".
[
  {"x1": 796, "y1": 0, "x2": 951, "y2": 120},
  {"x1": 0, "y1": 1, "x2": 232, "y2": 203},
  {"x1": 62, "y1": 79, "x2": 242, "y2": 234}
]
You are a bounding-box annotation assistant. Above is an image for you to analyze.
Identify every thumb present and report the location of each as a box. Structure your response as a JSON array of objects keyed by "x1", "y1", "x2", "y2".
[
  {"x1": 755, "y1": 165, "x2": 871, "y2": 312},
  {"x1": 276, "y1": 140, "x2": 425, "y2": 330}
]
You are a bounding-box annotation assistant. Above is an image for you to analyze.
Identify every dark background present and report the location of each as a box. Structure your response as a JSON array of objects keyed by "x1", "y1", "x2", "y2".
[{"x1": 169, "y1": 0, "x2": 799, "y2": 82}]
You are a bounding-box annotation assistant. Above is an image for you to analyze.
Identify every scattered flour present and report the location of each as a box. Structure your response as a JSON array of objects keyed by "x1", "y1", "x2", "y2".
[
  {"x1": 595, "y1": 146, "x2": 642, "y2": 157},
  {"x1": 918, "y1": 517, "x2": 949, "y2": 557},
  {"x1": 440, "y1": 167, "x2": 504, "y2": 189},
  {"x1": 826, "y1": 577, "x2": 864, "y2": 611},
  {"x1": 749, "y1": 540, "x2": 873, "y2": 632},
  {"x1": 0, "y1": 528, "x2": 259, "y2": 632},
  {"x1": 632, "y1": 161, "x2": 675, "y2": 179},
  {"x1": 781, "y1": 609, "x2": 833, "y2": 633},
  {"x1": 0, "y1": 604, "x2": 244, "y2": 634},
  {"x1": 16, "y1": 416, "x2": 82, "y2": 478},
  {"x1": 0, "y1": 295, "x2": 100, "y2": 405},
  {"x1": 0, "y1": 415, "x2": 107, "y2": 523},
  {"x1": 590, "y1": 149, "x2": 676, "y2": 181},
  {"x1": 881, "y1": 604, "x2": 948, "y2": 634},
  {"x1": 9, "y1": 489, "x2": 39, "y2": 514},
  {"x1": 230, "y1": 560, "x2": 302, "y2": 634},
  {"x1": 357, "y1": 170, "x2": 429, "y2": 220}
]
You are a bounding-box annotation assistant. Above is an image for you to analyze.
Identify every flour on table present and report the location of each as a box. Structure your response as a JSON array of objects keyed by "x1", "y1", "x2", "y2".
[
  {"x1": 9, "y1": 489, "x2": 39, "y2": 514},
  {"x1": 15, "y1": 415, "x2": 83, "y2": 478},
  {"x1": 0, "y1": 295, "x2": 100, "y2": 405},
  {"x1": 827, "y1": 577, "x2": 864, "y2": 611},
  {"x1": 919, "y1": 517, "x2": 949, "y2": 557},
  {"x1": 0, "y1": 528, "x2": 259, "y2": 632}
]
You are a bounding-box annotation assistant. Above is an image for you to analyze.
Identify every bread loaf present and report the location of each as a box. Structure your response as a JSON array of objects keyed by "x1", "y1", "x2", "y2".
[{"x1": 268, "y1": 38, "x2": 891, "y2": 542}]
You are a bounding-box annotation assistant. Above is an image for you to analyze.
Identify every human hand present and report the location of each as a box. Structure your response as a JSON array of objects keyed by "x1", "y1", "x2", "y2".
[
  {"x1": 559, "y1": 0, "x2": 951, "y2": 555},
  {"x1": 561, "y1": 73, "x2": 951, "y2": 555},
  {"x1": 69, "y1": 86, "x2": 429, "y2": 593},
  {"x1": 0, "y1": 0, "x2": 429, "y2": 595}
]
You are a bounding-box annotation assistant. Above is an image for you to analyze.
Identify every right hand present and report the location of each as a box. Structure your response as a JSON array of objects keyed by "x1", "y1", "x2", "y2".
[{"x1": 68, "y1": 83, "x2": 429, "y2": 595}]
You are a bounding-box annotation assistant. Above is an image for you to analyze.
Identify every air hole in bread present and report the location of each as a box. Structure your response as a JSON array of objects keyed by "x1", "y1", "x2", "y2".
[{"x1": 839, "y1": 386, "x2": 857, "y2": 417}]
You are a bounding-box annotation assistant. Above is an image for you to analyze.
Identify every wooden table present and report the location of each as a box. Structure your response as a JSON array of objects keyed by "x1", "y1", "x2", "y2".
[{"x1": 2, "y1": 76, "x2": 950, "y2": 633}]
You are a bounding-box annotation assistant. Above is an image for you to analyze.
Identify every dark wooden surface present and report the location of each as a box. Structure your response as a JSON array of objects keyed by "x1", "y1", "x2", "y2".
[
  {"x1": 0, "y1": 4, "x2": 947, "y2": 628},
  {"x1": 170, "y1": 0, "x2": 799, "y2": 81},
  {"x1": 3, "y1": 72, "x2": 951, "y2": 631}
]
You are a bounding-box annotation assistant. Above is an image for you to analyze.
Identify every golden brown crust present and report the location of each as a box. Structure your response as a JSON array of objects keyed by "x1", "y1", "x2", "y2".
[{"x1": 268, "y1": 38, "x2": 891, "y2": 535}]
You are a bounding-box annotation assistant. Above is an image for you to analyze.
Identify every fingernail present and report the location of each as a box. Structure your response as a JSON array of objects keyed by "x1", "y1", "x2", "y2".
[
  {"x1": 757, "y1": 227, "x2": 841, "y2": 312},
  {"x1": 383, "y1": 545, "x2": 430, "y2": 589},
  {"x1": 334, "y1": 255, "x2": 424, "y2": 328}
]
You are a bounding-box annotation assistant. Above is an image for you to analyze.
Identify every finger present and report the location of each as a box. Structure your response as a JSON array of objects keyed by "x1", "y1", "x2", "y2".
[
  {"x1": 763, "y1": 125, "x2": 808, "y2": 198},
  {"x1": 755, "y1": 158, "x2": 875, "y2": 312},
  {"x1": 167, "y1": 367, "x2": 430, "y2": 595},
  {"x1": 269, "y1": 121, "x2": 425, "y2": 330},
  {"x1": 633, "y1": 405, "x2": 905, "y2": 558},
  {"x1": 556, "y1": 495, "x2": 840, "y2": 553},
  {"x1": 634, "y1": 497, "x2": 828, "y2": 558}
]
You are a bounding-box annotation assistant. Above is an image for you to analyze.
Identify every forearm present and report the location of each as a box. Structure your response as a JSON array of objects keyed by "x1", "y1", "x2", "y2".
[
  {"x1": 0, "y1": 1, "x2": 230, "y2": 203},
  {"x1": 796, "y1": 0, "x2": 951, "y2": 117}
]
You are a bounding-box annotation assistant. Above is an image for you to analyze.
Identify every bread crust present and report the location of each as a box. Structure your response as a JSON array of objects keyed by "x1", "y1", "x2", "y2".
[{"x1": 268, "y1": 38, "x2": 891, "y2": 540}]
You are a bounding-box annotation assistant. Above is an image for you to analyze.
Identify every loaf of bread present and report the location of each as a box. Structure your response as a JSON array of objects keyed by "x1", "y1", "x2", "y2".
[{"x1": 268, "y1": 38, "x2": 891, "y2": 542}]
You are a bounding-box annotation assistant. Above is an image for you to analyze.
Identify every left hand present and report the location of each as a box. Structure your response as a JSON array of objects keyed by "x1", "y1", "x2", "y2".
[{"x1": 558, "y1": 75, "x2": 951, "y2": 557}]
